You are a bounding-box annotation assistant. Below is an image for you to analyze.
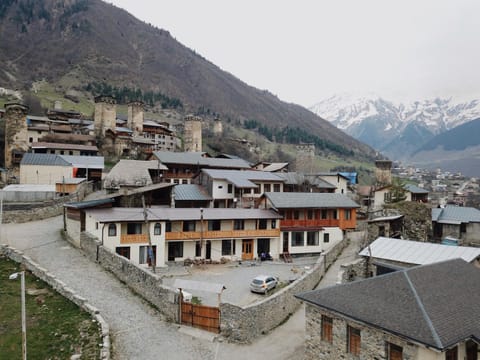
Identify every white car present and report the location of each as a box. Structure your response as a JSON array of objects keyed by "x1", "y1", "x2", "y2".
[{"x1": 250, "y1": 275, "x2": 278, "y2": 294}]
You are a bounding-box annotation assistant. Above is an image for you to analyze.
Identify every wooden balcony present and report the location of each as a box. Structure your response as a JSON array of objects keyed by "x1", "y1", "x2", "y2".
[
  {"x1": 280, "y1": 219, "x2": 339, "y2": 228},
  {"x1": 165, "y1": 229, "x2": 280, "y2": 241},
  {"x1": 120, "y1": 234, "x2": 148, "y2": 244}
]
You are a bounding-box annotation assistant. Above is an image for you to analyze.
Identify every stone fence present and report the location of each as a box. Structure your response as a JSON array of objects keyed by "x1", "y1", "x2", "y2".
[
  {"x1": 80, "y1": 232, "x2": 179, "y2": 321},
  {"x1": 0, "y1": 244, "x2": 110, "y2": 359},
  {"x1": 220, "y1": 238, "x2": 349, "y2": 343}
]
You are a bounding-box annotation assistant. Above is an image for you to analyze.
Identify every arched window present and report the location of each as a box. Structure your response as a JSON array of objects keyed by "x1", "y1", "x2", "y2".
[
  {"x1": 108, "y1": 224, "x2": 117, "y2": 236},
  {"x1": 154, "y1": 223, "x2": 162, "y2": 235}
]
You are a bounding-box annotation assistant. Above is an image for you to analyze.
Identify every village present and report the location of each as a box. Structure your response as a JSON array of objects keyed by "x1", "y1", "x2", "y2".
[{"x1": 1, "y1": 99, "x2": 479, "y2": 360}]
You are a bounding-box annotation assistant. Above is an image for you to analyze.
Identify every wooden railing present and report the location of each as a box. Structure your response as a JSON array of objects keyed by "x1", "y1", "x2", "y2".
[
  {"x1": 120, "y1": 234, "x2": 148, "y2": 244},
  {"x1": 280, "y1": 219, "x2": 339, "y2": 227},
  {"x1": 165, "y1": 228, "x2": 280, "y2": 241}
]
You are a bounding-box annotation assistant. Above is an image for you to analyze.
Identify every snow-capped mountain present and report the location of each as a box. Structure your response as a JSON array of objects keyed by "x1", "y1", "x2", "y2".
[{"x1": 310, "y1": 94, "x2": 480, "y2": 160}]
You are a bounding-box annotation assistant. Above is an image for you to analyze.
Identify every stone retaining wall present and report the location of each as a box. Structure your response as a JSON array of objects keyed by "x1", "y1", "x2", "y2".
[
  {"x1": 220, "y1": 238, "x2": 349, "y2": 343},
  {"x1": 80, "y1": 232, "x2": 178, "y2": 321},
  {"x1": 0, "y1": 244, "x2": 110, "y2": 359}
]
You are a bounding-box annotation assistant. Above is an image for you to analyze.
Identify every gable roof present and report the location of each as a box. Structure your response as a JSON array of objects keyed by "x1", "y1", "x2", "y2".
[
  {"x1": 31, "y1": 142, "x2": 98, "y2": 152},
  {"x1": 359, "y1": 237, "x2": 480, "y2": 264},
  {"x1": 432, "y1": 206, "x2": 480, "y2": 224},
  {"x1": 405, "y1": 184, "x2": 429, "y2": 194},
  {"x1": 104, "y1": 160, "x2": 167, "y2": 188},
  {"x1": 261, "y1": 162, "x2": 289, "y2": 172},
  {"x1": 173, "y1": 184, "x2": 212, "y2": 201},
  {"x1": 201, "y1": 169, "x2": 284, "y2": 188},
  {"x1": 21, "y1": 153, "x2": 71, "y2": 166},
  {"x1": 153, "y1": 151, "x2": 251, "y2": 169},
  {"x1": 296, "y1": 259, "x2": 480, "y2": 350},
  {"x1": 265, "y1": 192, "x2": 359, "y2": 209},
  {"x1": 60, "y1": 155, "x2": 104, "y2": 169}
]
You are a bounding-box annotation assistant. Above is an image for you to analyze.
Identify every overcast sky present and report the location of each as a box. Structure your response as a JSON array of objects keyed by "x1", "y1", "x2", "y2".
[{"x1": 110, "y1": 0, "x2": 480, "y2": 107}]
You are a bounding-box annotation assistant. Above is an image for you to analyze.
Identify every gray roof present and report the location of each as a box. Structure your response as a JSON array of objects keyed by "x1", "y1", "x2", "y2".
[
  {"x1": 202, "y1": 169, "x2": 284, "y2": 188},
  {"x1": 59, "y1": 155, "x2": 104, "y2": 169},
  {"x1": 86, "y1": 207, "x2": 282, "y2": 222},
  {"x1": 153, "y1": 151, "x2": 251, "y2": 169},
  {"x1": 64, "y1": 198, "x2": 115, "y2": 209},
  {"x1": 104, "y1": 160, "x2": 167, "y2": 188},
  {"x1": 173, "y1": 184, "x2": 212, "y2": 201},
  {"x1": 55, "y1": 177, "x2": 86, "y2": 185},
  {"x1": 21, "y1": 153, "x2": 71, "y2": 166},
  {"x1": 296, "y1": 259, "x2": 480, "y2": 350},
  {"x1": 432, "y1": 206, "x2": 480, "y2": 224},
  {"x1": 368, "y1": 215, "x2": 404, "y2": 223},
  {"x1": 261, "y1": 162, "x2": 289, "y2": 172},
  {"x1": 359, "y1": 237, "x2": 480, "y2": 264},
  {"x1": 1, "y1": 184, "x2": 56, "y2": 192},
  {"x1": 405, "y1": 184, "x2": 429, "y2": 194},
  {"x1": 265, "y1": 192, "x2": 359, "y2": 209},
  {"x1": 275, "y1": 172, "x2": 336, "y2": 189}
]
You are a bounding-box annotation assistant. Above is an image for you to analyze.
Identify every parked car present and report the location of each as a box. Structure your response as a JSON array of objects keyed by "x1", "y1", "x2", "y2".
[{"x1": 250, "y1": 275, "x2": 278, "y2": 294}]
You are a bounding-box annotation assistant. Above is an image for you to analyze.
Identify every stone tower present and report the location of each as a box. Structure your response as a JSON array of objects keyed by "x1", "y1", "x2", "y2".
[
  {"x1": 375, "y1": 159, "x2": 392, "y2": 186},
  {"x1": 295, "y1": 143, "x2": 315, "y2": 173},
  {"x1": 94, "y1": 96, "x2": 117, "y2": 136},
  {"x1": 213, "y1": 117, "x2": 223, "y2": 135},
  {"x1": 184, "y1": 115, "x2": 202, "y2": 152},
  {"x1": 4, "y1": 103, "x2": 29, "y2": 170},
  {"x1": 127, "y1": 101, "x2": 144, "y2": 135}
]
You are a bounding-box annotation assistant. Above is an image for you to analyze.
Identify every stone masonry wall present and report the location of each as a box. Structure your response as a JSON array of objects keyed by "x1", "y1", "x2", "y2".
[
  {"x1": 220, "y1": 237, "x2": 348, "y2": 343},
  {"x1": 0, "y1": 244, "x2": 110, "y2": 359},
  {"x1": 340, "y1": 258, "x2": 371, "y2": 283},
  {"x1": 305, "y1": 305, "x2": 418, "y2": 360},
  {"x1": 80, "y1": 232, "x2": 178, "y2": 321}
]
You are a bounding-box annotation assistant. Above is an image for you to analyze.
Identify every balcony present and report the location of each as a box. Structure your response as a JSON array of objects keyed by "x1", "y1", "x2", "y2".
[
  {"x1": 280, "y1": 219, "x2": 339, "y2": 228},
  {"x1": 120, "y1": 234, "x2": 148, "y2": 244},
  {"x1": 165, "y1": 228, "x2": 280, "y2": 241}
]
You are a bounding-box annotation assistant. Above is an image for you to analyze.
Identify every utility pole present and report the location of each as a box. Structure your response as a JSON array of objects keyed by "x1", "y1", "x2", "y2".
[{"x1": 142, "y1": 195, "x2": 156, "y2": 273}]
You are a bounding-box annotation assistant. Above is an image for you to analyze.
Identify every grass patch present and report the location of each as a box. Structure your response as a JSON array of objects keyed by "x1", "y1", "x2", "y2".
[{"x1": 0, "y1": 256, "x2": 102, "y2": 359}]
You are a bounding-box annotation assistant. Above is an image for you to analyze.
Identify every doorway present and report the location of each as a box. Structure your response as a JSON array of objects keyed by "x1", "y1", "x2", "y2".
[
  {"x1": 242, "y1": 239, "x2": 253, "y2": 260},
  {"x1": 206, "y1": 240, "x2": 211, "y2": 260}
]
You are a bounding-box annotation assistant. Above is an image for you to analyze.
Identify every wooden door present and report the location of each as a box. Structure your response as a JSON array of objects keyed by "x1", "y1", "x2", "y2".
[
  {"x1": 242, "y1": 239, "x2": 253, "y2": 260},
  {"x1": 181, "y1": 301, "x2": 220, "y2": 333}
]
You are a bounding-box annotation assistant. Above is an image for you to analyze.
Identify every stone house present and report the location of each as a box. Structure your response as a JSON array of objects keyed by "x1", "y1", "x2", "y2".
[
  {"x1": 296, "y1": 259, "x2": 480, "y2": 360},
  {"x1": 82, "y1": 207, "x2": 282, "y2": 266},
  {"x1": 103, "y1": 159, "x2": 168, "y2": 191},
  {"x1": 432, "y1": 206, "x2": 480, "y2": 246},
  {"x1": 373, "y1": 184, "x2": 429, "y2": 210},
  {"x1": 275, "y1": 172, "x2": 337, "y2": 193},
  {"x1": 260, "y1": 192, "x2": 359, "y2": 257}
]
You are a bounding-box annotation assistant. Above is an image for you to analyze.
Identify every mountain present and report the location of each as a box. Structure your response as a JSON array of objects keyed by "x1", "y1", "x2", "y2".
[
  {"x1": 409, "y1": 118, "x2": 480, "y2": 177},
  {"x1": 310, "y1": 93, "x2": 480, "y2": 160},
  {"x1": 0, "y1": 0, "x2": 376, "y2": 162}
]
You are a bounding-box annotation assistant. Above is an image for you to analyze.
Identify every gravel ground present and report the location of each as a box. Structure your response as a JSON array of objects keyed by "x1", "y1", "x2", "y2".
[{"x1": 1, "y1": 216, "x2": 361, "y2": 360}]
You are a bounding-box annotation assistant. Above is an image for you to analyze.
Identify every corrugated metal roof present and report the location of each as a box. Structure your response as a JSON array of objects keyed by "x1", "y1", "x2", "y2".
[
  {"x1": 173, "y1": 184, "x2": 212, "y2": 201},
  {"x1": 86, "y1": 207, "x2": 282, "y2": 222},
  {"x1": 405, "y1": 184, "x2": 429, "y2": 194},
  {"x1": 31, "y1": 142, "x2": 98, "y2": 151},
  {"x1": 262, "y1": 162, "x2": 289, "y2": 172},
  {"x1": 432, "y1": 206, "x2": 480, "y2": 223},
  {"x1": 153, "y1": 151, "x2": 251, "y2": 169},
  {"x1": 265, "y1": 192, "x2": 360, "y2": 209},
  {"x1": 368, "y1": 215, "x2": 404, "y2": 223},
  {"x1": 202, "y1": 169, "x2": 284, "y2": 187},
  {"x1": 359, "y1": 237, "x2": 480, "y2": 264},
  {"x1": 275, "y1": 172, "x2": 304, "y2": 185},
  {"x1": 60, "y1": 155, "x2": 104, "y2": 169},
  {"x1": 21, "y1": 153, "x2": 71, "y2": 166}
]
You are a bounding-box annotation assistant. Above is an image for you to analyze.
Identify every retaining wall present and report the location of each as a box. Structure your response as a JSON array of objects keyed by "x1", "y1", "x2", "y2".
[
  {"x1": 220, "y1": 238, "x2": 349, "y2": 343},
  {"x1": 80, "y1": 232, "x2": 178, "y2": 321},
  {"x1": 0, "y1": 244, "x2": 110, "y2": 359}
]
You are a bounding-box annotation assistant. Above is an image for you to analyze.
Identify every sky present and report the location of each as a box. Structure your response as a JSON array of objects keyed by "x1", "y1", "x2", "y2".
[{"x1": 109, "y1": 0, "x2": 480, "y2": 108}]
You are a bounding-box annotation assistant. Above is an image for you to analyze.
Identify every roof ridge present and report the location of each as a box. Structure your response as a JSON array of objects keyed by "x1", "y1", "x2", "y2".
[{"x1": 403, "y1": 271, "x2": 443, "y2": 348}]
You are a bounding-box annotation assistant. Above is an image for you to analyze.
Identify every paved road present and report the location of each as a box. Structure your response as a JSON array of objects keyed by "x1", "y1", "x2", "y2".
[{"x1": 1, "y1": 216, "x2": 362, "y2": 360}]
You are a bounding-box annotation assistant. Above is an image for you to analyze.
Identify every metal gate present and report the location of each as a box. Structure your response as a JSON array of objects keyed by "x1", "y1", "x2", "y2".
[{"x1": 181, "y1": 301, "x2": 220, "y2": 333}]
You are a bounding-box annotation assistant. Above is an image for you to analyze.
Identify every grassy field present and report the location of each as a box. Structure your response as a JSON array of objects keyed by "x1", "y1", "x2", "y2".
[{"x1": 0, "y1": 256, "x2": 102, "y2": 359}]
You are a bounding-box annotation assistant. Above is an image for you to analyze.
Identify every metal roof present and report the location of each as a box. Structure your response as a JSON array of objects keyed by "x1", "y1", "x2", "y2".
[
  {"x1": 153, "y1": 151, "x2": 251, "y2": 169},
  {"x1": 21, "y1": 153, "x2": 71, "y2": 166},
  {"x1": 1, "y1": 184, "x2": 56, "y2": 192},
  {"x1": 261, "y1": 162, "x2": 289, "y2": 172},
  {"x1": 432, "y1": 206, "x2": 480, "y2": 224},
  {"x1": 405, "y1": 184, "x2": 429, "y2": 194},
  {"x1": 31, "y1": 142, "x2": 98, "y2": 151},
  {"x1": 60, "y1": 155, "x2": 104, "y2": 169},
  {"x1": 55, "y1": 177, "x2": 86, "y2": 185},
  {"x1": 64, "y1": 198, "x2": 115, "y2": 209},
  {"x1": 202, "y1": 169, "x2": 284, "y2": 188},
  {"x1": 265, "y1": 192, "x2": 360, "y2": 209},
  {"x1": 85, "y1": 207, "x2": 282, "y2": 222},
  {"x1": 173, "y1": 184, "x2": 212, "y2": 201},
  {"x1": 359, "y1": 237, "x2": 480, "y2": 264},
  {"x1": 368, "y1": 215, "x2": 404, "y2": 223}
]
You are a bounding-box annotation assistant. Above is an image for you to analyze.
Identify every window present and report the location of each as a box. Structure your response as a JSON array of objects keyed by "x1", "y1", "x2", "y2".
[
  {"x1": 445, "y1": 347, "x2": 457, "y2": 360},
  {"x1": 139, "y1": 245, "x2": 156, "y2": 265},
  {"x1": 108, "y1": 224, "x2": 117, "y2": 236},
  {"x1": 95, "y1": 222, "x2": 99, "y2": 230},
  {"x1": 294, "y1": 211, "x2": 300, "y2": 220},
  {"x1": 460, "y1": 223, "x2": 467, "y2": 234},
  {"x1": 332, "y1": 210, "x2": 338, "y2": 219},
  {"x1": 387, "y1": 342, "x2": 403, "y2": 360},
  {"x1": 218, "y1": 185, "x2": 223, "y2": 189},
  {"x1": 195, "y1": 241, "x2": 201, "y2": 257},
  {"x1": 165, "y1": 221, "x2": 172, "y2": 232},
  {"x1": 208, "y1": 220, "x2": 221, "y2": 231},
  {"x1": 154, "y1": 223, "x2": 161, "y2": 235},
  {"x1": 233, "y1": 219, "x2": 244, "y2": 230},
  {"x1": 271, "y1": 220, "x2": 276, "y2": 229},
  {"x1": 258, "y1": 219, "x2": 268, "y2": 229},
  {"x1": 345, "y1": 209, "x2": 351, "y2": 220},
  {"x1": 183, "y1": 221, "x2": 196, "y2": 232},
  {"x1": 222, "y1": 239, "x2": 234, "y2": 255},
  {"x1": 264, "y1": 184, "x2": 271, "y2": 192},
  {"x1": 257, "y1": 238, "x2": 270, "y2": 255},
  {"x1": 307, "y1": 232, "x2": 319, "y2": 246},
  {"x1": 307, "y1": 210, "x2": 314, "y2": 220},
  {"x1": 321, "y1": 209, "x2": 328, "y2": 219},
  {"x1": 321, "y1": 315, "x2": 333, "y2": 343},
  {"x1": 291, "y1": 232, "x2": 304, "y2": 246},
  {"x1": 254, "y1": 184, "x2": 261, "y2": 194},
  {"x1": 324, "y1": 233, "x2": 330, "y2": 243},
  {"x1": 273, "y1": 184, "x2": 280, "y2": 192},
  {"x1": 168, "y1": 242, "x2": 183, "y2": 260},
  {"x1": 115, "y1": 246, "x2": 130, "y2": 259},
  {"x1": 228, "y1": 184, "x2": 233, "y2": 193},
  {"x1": 384, "y1": 192, "x2": 392, "y2": 202},
  {"x1": 347, "y1": 326, "x2": 361, "y2": 356},
  {"x1": 127, "y1": 223, "x2": 142, "y2": 234}
]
